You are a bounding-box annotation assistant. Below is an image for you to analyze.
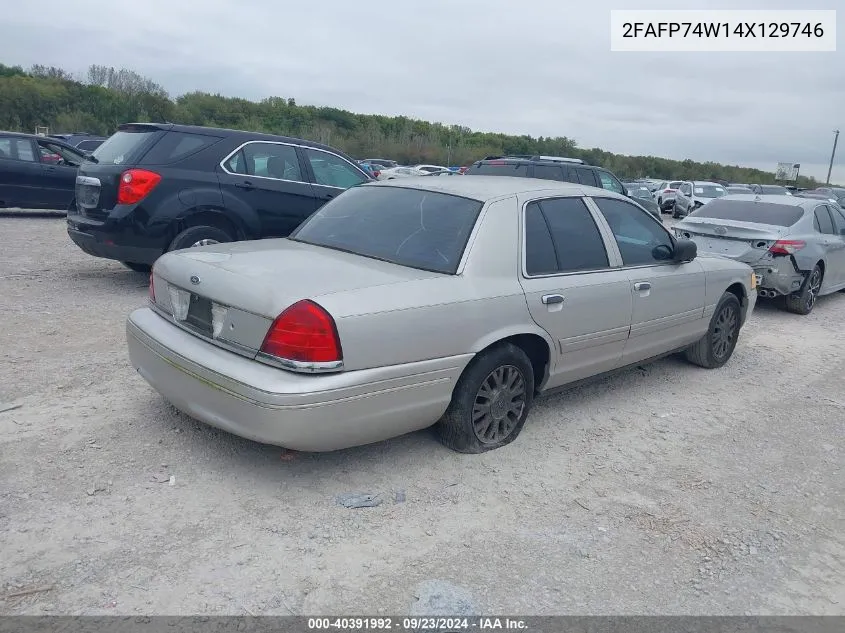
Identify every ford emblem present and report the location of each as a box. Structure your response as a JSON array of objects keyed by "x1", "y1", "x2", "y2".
[
  {"x1": 190, "y1": 275, "x2": 201, "y2": 285},
  {"x1": 714, "y1": 226, "x2": 727, "y2": 235}
]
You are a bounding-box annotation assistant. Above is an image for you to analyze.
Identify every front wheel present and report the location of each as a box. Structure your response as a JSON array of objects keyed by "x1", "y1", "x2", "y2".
[
  {"x1": 685, "y1": 292, "x2": 741, "y2": 369},
  {"x1": 785, "y1": 265, "x2": 822, "y2": 315},
  {"x1": 437, "y1": 343, "x2": 535, "y2": 453}
]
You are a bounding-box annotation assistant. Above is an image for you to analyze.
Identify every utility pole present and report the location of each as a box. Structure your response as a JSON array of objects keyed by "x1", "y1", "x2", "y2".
[{"x1": 826, "y1": 129, "x2": 839, "y2": 185}]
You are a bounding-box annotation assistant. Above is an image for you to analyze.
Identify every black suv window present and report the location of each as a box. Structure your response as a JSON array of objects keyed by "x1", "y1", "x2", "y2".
[
  {"x1": 574, "y1": 167, "x2": 598, "y2": 187},
  {"x1": 93, "y1": 129, "x2": 160, "y2": 166},
  {"x1": 465, "y1": 162, "x2": 530, "y2": 177},
  {"x1": 593, "y1": 197, "x2": 674, "y2": 266},
  {"x1": 533, "y1": 164, "x2": 564, "y2": 182},
  {"x1": 597, "y1": 171, "x2": 625, "y2": 194},
  {"x1": 303, "y1": 148, "x2": 367, "y2": 188},
  {"x1": 141, "y1": 131, "x2": 219, "y2": 165},
  {"x1": 814, "y1": 205, "x2": 835, "y2": 234},
  {"x1": 0, "y1": 137, "x2": 36, "y2": 162},
  {"x1": 234, "y1": 142, "x2": 302, "y2": 182},
  {"x1": 524, "y1": 197, "x2": 609, "y2": 275}
]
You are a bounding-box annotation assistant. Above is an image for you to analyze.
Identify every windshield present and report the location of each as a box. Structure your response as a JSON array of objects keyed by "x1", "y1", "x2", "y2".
[
  {"x1": 92, "y1": 129, "x2": 160, "y2": 165},
  {"x1": 693, "y1": 185, "x2": 726, "y2": 198},
  {"x1": 628, "y1": 187, "x2": 652, "y2": 198},
  {"x1": 289, "y1": 185, "x2": 484, "y2": 274},
  {"x1": 688, "y1": 199, "x2": 804, "y2": 226},
  {"x1": 727, "y1": 186, "x2": 753, "y2": 194}
]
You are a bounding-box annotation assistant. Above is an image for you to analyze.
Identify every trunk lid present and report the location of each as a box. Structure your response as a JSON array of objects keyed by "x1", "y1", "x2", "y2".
[
  {"x1": 675, "y1": 218, "x2": 789, "y2": 264},
  {"x1": 153, "y1": 238, "x2": 443, "y2": 319}
]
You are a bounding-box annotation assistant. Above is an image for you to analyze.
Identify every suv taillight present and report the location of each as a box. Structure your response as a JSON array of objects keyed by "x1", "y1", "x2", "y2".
[
  {"x1": 118, "y1": 169, "x2": 161, "y2": 205},
  {"x1": 260, "y1": 300, "x2": 342, "y2": 365}
]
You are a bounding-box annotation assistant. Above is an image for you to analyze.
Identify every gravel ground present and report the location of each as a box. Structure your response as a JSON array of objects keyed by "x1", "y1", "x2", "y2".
[{"x1": 1, "y1": 216, "x2": 843, "y2": 616}]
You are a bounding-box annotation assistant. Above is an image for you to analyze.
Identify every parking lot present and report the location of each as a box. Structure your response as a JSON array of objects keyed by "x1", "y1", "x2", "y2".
[{"x1": 1, "y1": 214, "x2": 844, "y2": 615}]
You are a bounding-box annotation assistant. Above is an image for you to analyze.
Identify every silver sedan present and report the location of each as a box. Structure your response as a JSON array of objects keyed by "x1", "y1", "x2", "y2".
[
  {"x1": 127, "y1": 177, "x2": 757, "y2": 453},
  {"x1": 673, "y1": 194, "x2": 845, "y2": 314}
]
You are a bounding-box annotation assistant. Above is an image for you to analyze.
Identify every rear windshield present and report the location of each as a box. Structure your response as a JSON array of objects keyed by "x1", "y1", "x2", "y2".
[
  {"x1": 669, "y1": 181, "x2": 683, "y2": 188},
  {"x1": 758, "y1": 185, "x2": 789, "y2": 195},
  {"x1": 688, "y1": 199, "x2": 804, "y2": 226},
  {"x1": 140, "y1": 131, "x2": 220, "y2": 165},
  {"x1": 92, "y1": 129, "x2": 160, "y2": 166},
  {"x1": 289, "y1": 186, "x2": 483, "y2": 274},
  {"x1": 76, "y1": 140, "x2": 104, "y2": 151},
  {"x1": 694, "y1": 185, "x2": 727, "y2": 198},
  {"x1": 465, "y1": 162, "x2": 530, "y2": 177}
]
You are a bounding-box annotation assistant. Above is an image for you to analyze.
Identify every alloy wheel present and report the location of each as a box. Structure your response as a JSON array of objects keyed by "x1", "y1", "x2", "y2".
[
  {"x1": 711, "y1": 304, "x2": 738, "y2": 361},
  {"x1": 806, "y1": 269, "x2": 822, "y2": 311},
  {"x1": 190, "y1": 239, "x2": 220, "y2": 248},
  {"x1": 472, "y1": 365, "x2": 526, "y2": 444}
]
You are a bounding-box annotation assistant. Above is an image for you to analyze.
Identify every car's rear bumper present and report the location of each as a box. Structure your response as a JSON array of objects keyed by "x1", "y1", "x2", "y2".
[
  {"x1": 68, "y1": 227, "x2": 162, "y2": 264},
  {"x1": 126, "y1": 307, "x2": 467, "y2": 451},
  {"x1": 67, "y1": 209, "x2": 165, "y2": 265},
  {"x1": 752, "y1": 265, "x2": 804, "y2": 296}
]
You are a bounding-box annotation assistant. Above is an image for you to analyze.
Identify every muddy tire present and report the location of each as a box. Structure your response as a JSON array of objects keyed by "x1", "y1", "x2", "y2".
[
  {"x1": 437, "y1": 343, "x2": 534, "y2": 454},
  {"x1": 685, "y1": 292, "x2": 741, "y2": 369},
  {"x1": 785, "y1": 265, "x2": 822, "y2": 315}
]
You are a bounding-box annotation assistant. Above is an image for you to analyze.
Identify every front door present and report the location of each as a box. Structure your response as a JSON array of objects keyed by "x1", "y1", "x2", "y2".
[
  {"x1": 0, "y1": 136, "x2": 44, "y2": 208},
  {"x1": 589, "y1": 196, "x2": 706, "y2": 364},
  {"x1": 218, "y1": 141, "x2": 318, "y2": 238},
  {"x1": 35, "y1": 140, "x2": 84, "y2": 209},
  {"x1": 518, "y1": 196, "x2": 633, "y2": 388}
]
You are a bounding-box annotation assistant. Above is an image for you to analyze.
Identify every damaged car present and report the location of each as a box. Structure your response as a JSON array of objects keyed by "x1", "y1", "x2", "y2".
[{"x1": 673, "y1": 194, "x2": 845, "y2": 315}]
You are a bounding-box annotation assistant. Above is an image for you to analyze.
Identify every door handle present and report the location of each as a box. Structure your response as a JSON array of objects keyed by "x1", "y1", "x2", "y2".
[
  {"x1": 634, "y1": 282, "x2": 651, "y2": 291},
  {"x1": 234, "y1": 180, "x2": 254, "y2": 190},
  {"x1": 541, "y1": 294, "x2": 565, "y2": 305}
]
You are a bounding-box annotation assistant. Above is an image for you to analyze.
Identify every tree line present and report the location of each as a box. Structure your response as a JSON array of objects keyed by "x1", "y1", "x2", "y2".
[{"x1": 0, "y1": 63, "x2": 823, "y2": 187}]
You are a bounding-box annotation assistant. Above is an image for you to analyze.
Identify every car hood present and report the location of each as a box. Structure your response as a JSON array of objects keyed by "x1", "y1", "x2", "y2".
[{"x1": 153, "y1": 239, "x2": 442, "y2": 319}]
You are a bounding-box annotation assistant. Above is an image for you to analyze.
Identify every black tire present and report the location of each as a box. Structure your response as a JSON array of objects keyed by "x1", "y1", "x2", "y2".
[
  {"x1": 685, "y1": 292, "x2": 742, "y2": 369},
  {"x1": 785, "y1": 264, "x2": 822, "y2": 315},
  {"x1": 437, "y1": 343, "x2": 534, "y2": 453},
  {"x1": 167, "y1": 225, "x2": 233, "y2": 252},
  {"x1": 122, "y1": 262, "x2": 151, "y2": 273}
]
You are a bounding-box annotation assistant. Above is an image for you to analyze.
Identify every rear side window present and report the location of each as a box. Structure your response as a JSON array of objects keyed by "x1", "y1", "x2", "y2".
[
  {"x1": 814, "y1": 206, "x2": 835, "y2": 234},
  {"x1": 524, "y1": 197, "x2": 608, "y2": 274},
  {"x1": 140, "y1": 131, "x2": 220, "y2": 165},
  {"x1": 465, "y1": 162, "x2": 530, "y2": 177},
  {"x1": 533, "y1": 164, "x2": 564, "y2": 181},
  {"x1": 574, "y1": 167, "x2": 598, "y2": 187},
  {"x1": 290, "y1": 186, "x2": 483, "y2": 274},
  {"x1": 688, "y1": 199, "x2": 804, "y2": 226},
  {"x1": 0, "y1": 138, "x2": 36, "y2": 162},
  {"x1": 93, "y1": 129, "x2": 160, "y2": 166}
]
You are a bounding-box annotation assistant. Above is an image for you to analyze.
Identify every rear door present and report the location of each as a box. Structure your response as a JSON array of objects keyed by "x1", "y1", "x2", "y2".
[
  {"x1": 34, "y1": 139, "x2": 84, "y2": 209},
  {"x1": 518, "y1": 196, "x2": 633, "y2": 388},
  {"x1": 300, "y1": 147, "x2": 369, "y2": 207},
  {"x1": 590, "y1": 196, "x2": 706, "y2": 364},
  {"x1": 217, "y1": 141, "x2": 317, "y2": 238},
  {"x1": 0, "y1": 136, "x2": 44, "y2": 207}
]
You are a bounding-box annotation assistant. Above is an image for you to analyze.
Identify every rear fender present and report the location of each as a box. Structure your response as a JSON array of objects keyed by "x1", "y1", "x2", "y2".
[
  {"x1": 146, "y1": 187, "x2": 225, "y2": 237},
  {"x1": 468, "y1": 324, "x2": 556, "y2": 389},
  {"x1": 216, "y1": 188, "x2": 263, "y2": 238}
]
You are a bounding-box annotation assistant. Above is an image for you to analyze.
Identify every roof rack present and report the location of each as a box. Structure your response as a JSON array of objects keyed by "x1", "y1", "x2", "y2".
[{"x1": 481, "y1": 154, "x2": 587, "y2": 165}]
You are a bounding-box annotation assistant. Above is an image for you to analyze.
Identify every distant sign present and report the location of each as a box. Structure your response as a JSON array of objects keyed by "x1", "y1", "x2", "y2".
[{"x1": 775, "y1": 162, "x2": 800, "y2": 181}]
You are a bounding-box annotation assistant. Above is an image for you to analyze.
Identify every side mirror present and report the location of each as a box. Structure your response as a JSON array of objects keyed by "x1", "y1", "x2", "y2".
[{"x1": 672, "y1": 238, "x2": 697, "y2": 262}]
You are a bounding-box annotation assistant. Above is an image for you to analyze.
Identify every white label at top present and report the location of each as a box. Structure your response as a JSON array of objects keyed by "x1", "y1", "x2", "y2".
[{"x1": 610, "y1": 10, "x2": 836, "y2": 52}]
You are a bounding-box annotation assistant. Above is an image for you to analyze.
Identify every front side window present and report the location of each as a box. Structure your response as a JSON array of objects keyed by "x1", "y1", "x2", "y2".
[
  {"x1": 290, "y1": 186, "x2": 482, "y2": 274},
  {"x1": 304, "y1": 148, "x2": 367, "y2": 188},
  {"x1": 241, "y1": 143, "x2": 302, "y2": 182},
  {"x1": 593, "y1": 197, "x2": 674, "y2": 266},
  {"x1": 597, "y1": 171, "x2": 625, "y2": 194},
  {"x1": 524, "y1": 197, "x2": 609, "y2": 274},
  {"x1": 37, "y1": 141, "x2": 83, "y2": 166}
]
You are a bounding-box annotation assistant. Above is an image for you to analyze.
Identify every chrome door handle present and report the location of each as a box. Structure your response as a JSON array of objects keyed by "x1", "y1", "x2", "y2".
[
  {"x1": 541, "y1": 294, "x2": 565, "y2": 305},
  {"x1": 634, "y1": 282, "x2": 651, "y2": 291}
]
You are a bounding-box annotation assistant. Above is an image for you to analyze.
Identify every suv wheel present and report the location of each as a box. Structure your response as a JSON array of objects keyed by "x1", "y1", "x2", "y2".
[{"x1": 168, "y1": 226, "x2": 233, "y2": 252}]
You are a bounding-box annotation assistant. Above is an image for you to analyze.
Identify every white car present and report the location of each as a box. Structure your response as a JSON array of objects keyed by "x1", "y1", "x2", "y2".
[
  {"x1": 672, "y1": 181, "x2": 727, "y2": 218},
  {"x1": 413, "y1": 164, "x2": 451, "y2": 173},
  {"x1": 377, "y1": 166, "x2": 428, "y2": 180}
]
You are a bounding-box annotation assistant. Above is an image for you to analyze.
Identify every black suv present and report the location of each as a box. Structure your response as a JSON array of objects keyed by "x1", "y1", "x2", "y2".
[
  {"x1": 67, "y1": 123, "x2": 371, "y2": 271},
  {"x1": 464, "y1": 155, "x2": 629, "y2": 197}
]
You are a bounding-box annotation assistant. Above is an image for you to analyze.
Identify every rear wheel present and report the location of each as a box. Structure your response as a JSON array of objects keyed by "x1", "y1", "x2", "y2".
[
  {"x1": 785, "y1": 265, "x2": 822, "y2": 315},
  {"x1": 122, "y1": 262, "x2": 151, "y2": 273},
  {"x1": 167, "y1": 226, "x2": 233, "y2": 252},
  {"x1": 685, "y1": 292, "x2": 741, "y2": 369},
  {"x1": 437, "y1": 343, "x2": 534, "y2": 453}
]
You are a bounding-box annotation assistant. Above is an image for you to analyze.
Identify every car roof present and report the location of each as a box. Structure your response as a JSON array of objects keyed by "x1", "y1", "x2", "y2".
[
  {"x1": 117, "y1": 122, "x2": 353, "y2": 156},
  {"x1": 690, "y1": 181, "x2": 724, "y2": 186},
  {"x1": 368, "y1": 175, "x2": 625, "y2": 202},
  {"x1": 0, "y1": 131, "x2": 79, "y2": 148}
]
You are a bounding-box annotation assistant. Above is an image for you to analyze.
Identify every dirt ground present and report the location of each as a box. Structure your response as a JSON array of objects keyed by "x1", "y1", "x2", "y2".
[{"x1": 1, "y1": 216, "x2": 843, "y2": 616}]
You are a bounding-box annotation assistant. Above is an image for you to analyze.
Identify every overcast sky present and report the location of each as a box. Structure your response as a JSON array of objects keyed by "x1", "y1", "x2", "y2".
[{"x1": 3, "y1": 0, "x2": 843, "y2": 181}]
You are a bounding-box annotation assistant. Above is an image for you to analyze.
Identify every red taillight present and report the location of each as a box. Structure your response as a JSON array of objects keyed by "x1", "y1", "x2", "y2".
[
  {"x1": 664, "y1": 188, "x2": 674, "y2": 193},
  {"x1": 768, "y1": 240, "x2": 806, "y2": 255},
  {"x1": 260, "y1": 300, "x2": 342, "y2": 365},
  {"x1": 487, "y1": 160, "x2": 506, "y2": 165},
  {"x1": 148, "y1": 271, "x2": 155, "y2": 302},
  {"x1": 118, "y1": 169, "x2": 161, "y2": 205}
]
